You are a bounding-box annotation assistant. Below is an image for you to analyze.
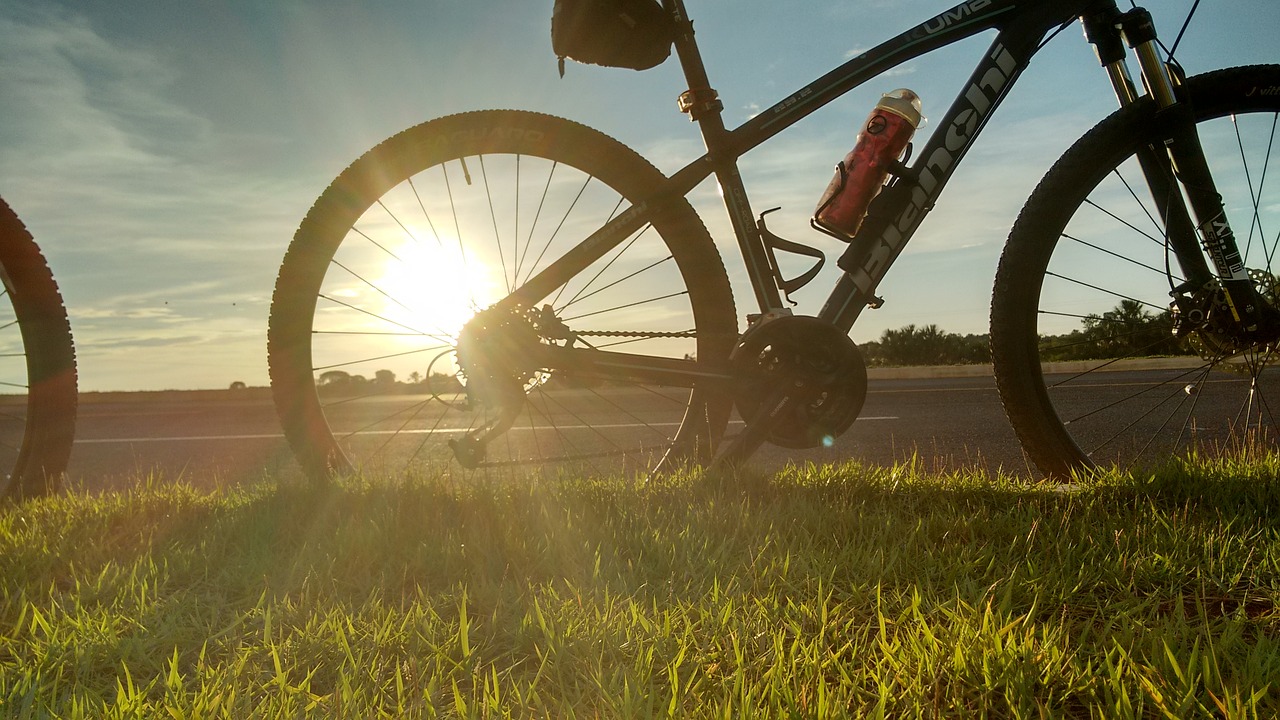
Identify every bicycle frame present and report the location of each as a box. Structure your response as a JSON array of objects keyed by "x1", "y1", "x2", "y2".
[
  {"x1": 508, "y1": 0, "x2": 1096, "y2": 318},
  {"x1": 498, "y1": 0, "x2": 1247, "y2": 388}
]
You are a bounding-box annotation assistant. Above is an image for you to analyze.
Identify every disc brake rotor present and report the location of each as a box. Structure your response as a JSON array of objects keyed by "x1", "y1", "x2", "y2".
[{"x1": 1184, "y1": 269, "x2": 1280, "y2": 369}]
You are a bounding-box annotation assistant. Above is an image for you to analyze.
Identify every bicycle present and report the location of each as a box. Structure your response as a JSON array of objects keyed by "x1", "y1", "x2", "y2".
[
  {"x1": 267, "y1": 0, "x2": 1280, "y2": 481},
  {"x1": 0, "y1": 197, "x2": 77, "y2": 499}
]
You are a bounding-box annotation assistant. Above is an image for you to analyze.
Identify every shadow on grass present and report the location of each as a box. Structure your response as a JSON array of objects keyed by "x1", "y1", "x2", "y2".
[
  {"x1": 9, "y1": 454, "x2": 1278, "y2": 606},
  {"x1": 3, "y1": 455, "x2": 1278, "y2": 709}
]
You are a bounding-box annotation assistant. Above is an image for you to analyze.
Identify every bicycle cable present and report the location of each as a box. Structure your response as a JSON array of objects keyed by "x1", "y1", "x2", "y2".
[
  {"x1": 1166, "y1": 0, "x2": 1201, "y2": 61},
  {"x1": 1128, "y1": 0, "x2": 1201, "y2": 65},
  {"x1": 1035, "y1": 19, "x2": 1074, "y2": 54}
]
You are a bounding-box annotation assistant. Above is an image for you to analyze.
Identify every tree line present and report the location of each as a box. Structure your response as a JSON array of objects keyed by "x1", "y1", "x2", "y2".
[
  {"x1": 316, "y1": 369, "x2": 463, "y2": 396},
  {"x1": 860, "y1": 299, "x2": 1193, "y2": 366}
]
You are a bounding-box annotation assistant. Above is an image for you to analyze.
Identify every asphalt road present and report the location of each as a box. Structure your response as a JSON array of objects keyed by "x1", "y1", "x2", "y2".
[
  {"x1": 66, "y1": 375, "x2": 1028, "y2": 490},
  {"x1": 61, "y1": 362, "x2": 1277, "y2": 490}
]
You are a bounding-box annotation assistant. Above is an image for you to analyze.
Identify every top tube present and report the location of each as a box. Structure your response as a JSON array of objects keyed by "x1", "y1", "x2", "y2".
[
  {"x1": 724, "y1": 0, "x2": 1096, "y2": 156},
  {"x1": 657, "y1": 0, "x2": 1120, "y2": 319}
]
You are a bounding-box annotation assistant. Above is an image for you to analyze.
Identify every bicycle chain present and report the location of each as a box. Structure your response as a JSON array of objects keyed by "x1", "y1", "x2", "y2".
[{"x1": 573, "y1": 329, "x2": 697, "y2": 339}]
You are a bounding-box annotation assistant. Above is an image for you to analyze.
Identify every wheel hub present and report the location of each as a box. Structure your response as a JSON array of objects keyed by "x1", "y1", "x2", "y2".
[
  {"x1": 1178, "y1": 269, "x2": 1280, "y2": 366},
  {"x1": 454, "y1": 307, "x2": 546, "y2": 406}
]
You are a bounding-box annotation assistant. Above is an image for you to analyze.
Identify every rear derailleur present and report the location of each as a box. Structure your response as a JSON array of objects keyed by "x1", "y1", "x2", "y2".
[{"x1": 447, "y1": 305, "x2": 567, "y2": 468}]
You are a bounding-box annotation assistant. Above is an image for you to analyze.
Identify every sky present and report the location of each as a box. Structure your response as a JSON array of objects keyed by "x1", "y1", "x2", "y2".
[{"x1": 1, "y1": 0, "x2": 1275, "y2": 391}]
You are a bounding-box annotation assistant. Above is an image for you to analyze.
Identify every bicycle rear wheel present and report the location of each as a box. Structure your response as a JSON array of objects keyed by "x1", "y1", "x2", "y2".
[
  {"x1": 269, "y1": 110, "x2": 737, "y2": 481},
  {"x1": 992, "y1": 65, "x2": 1280, "y2": 478},
  {"x1": 0, "y1": 197, "x2": 78, "y2": 499}
]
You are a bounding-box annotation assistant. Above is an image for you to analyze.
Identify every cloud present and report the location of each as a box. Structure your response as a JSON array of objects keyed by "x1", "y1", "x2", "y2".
[
  {"x1": 0, "y1": 6, "x2": 310, "y2": 234},
  {"x1": 0, "y1": 4, "x2": 312, "y2": 390},
  {"x1": 0, "y1": 7, "x2": 203, "y2": 187}
]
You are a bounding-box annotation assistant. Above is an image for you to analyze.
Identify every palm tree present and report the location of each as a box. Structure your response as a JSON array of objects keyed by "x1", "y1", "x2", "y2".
[{"x1": 1081, "y1": 299, "x2": 1177, "y2": 358}]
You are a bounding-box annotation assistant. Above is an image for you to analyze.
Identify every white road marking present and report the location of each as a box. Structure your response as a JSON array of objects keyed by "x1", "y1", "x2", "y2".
[
  {"x1": 75, "y1": 416, "x2": 899, "y2": 444},
  {"x1": 76, "y1": 433, "x2": 285, "y2": 444}
]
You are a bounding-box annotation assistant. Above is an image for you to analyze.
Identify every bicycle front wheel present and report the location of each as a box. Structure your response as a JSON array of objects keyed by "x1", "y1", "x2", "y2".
[
  {"x1": 0, "y1": 197, "x2": 77, "y2": 499},
  {"x1": 992, "y1": 65, "x2": 1280, "y2": 479},
  {"x1": 269, "y1": 110, "x2": 737, "y2": 481}
]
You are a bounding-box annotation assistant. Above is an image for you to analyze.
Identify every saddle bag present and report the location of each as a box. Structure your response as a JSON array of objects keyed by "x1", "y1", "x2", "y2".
[{"x1": 551, "y1": 0, "x2": 676, "y2": 72}]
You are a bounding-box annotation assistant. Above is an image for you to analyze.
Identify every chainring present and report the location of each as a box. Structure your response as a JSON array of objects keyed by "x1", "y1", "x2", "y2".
[{"x1": 730, "y1": 315, "x2": 868, "y2": 449}]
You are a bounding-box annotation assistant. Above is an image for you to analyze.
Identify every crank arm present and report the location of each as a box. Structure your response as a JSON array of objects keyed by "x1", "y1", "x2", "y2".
[{"x1": 709, "y1": 383, "x2": 815, "y2": 472}]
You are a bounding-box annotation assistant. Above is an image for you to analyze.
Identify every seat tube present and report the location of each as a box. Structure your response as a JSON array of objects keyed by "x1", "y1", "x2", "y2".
[{"x1": 665, "y1": 0, "x2": 786, "y2": 313}]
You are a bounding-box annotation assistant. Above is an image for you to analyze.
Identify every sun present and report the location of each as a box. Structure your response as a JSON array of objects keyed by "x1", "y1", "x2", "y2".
[{"x1": 374, "y1": 236, "x2": 500, "y2": 344}]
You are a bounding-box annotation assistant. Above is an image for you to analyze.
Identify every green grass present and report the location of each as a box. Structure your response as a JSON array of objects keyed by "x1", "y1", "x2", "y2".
[{"x1": 3, "y1": 457, "x2": 1280, "y2": 718}]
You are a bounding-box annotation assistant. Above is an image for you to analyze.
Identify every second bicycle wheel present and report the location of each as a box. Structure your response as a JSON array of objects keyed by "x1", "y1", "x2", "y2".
[
  {"x1": 0, "y1": 196, "x2": 77, "y2": 500},
  {"x1": 992, "y1": 65, "x2": 1280, "y2": 478},
  {"x1": 269, "y1": 111, "x2": 737, "y2": 481}
]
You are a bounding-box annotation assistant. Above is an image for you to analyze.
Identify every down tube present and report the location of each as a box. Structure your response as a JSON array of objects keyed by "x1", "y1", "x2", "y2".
[{"x1": 818, "y1": 30, "x2": 1042, "y2": 332}]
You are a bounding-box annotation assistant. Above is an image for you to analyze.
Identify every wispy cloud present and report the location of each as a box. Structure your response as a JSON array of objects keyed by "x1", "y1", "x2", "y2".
[{"x1": 0, "y1": 4, "x2": 309, "y2": 390}]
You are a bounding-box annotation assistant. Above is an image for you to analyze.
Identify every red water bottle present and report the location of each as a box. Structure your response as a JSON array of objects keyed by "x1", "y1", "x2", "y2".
[{"x1": 813, "y1": 88, "x2": 922, "y2": 240}]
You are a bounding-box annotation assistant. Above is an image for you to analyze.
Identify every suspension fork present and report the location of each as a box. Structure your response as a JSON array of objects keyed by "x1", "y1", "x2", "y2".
[{"x1": 1088, "y1": 6, "x2": 1271, "y2": 331}]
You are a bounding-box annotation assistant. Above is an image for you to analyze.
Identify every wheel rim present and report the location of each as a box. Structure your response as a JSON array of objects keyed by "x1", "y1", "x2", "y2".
[
  {"x1": 0, "y1": 197, "x2": 77, "y2": 497},
  {"x1": 278, "y1": 137, "x2": 730, "y2": 481},
  {"x1": 1032, "y1": 103, "x2": 1279, "y2": 471},
  {"x1": 0, "y1": 263, "x2": 33, "y2": 484}
]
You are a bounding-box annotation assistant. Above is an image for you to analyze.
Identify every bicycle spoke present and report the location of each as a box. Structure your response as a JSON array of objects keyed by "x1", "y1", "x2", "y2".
[
  {"x1": 1061, "y1": 232, "x2": 1186, "y2": 283},
  {"x1": 561, "y1": 291, "x2": 692, "y2": 324},
  {"x1": 1036, "y1": 316, "x2": 1177, "y2": 358},
  {"x1": 522, "y1": 171, "x2": 596, "y2": 288},
  {"x1": 1085, "y1": 191, "x2": 1168, "y2": 251},
  {"x1": 548, "y1": 198, "x2": 628, "y2": 310},
  {"x1": 270, "y1": 112, "x2": 734, "y2": 481},
  {"x1": 313, "y1": 330, "x2": 440, "y2": 337},
  {"x1": 351, "y1": 226, "x2": 404, "y2": 263},
  {"x1": 1083, "y1": 371, "x2": 1200, "y2": 460},
  {"x1": 1233, "y1": 112, "x2": 1277, "y2": 268},
  {"x1": 993, "y1": 72, "x2": 1280, "y2": 477},
  {"x1": 514, "y1": 156, "x2": 552, "y2": 286},
  {"x1": 376, "y1": 199, "x2": 424, "y2": 247},
  {"x1": 407, "y1": 176, "x2": 445, "y2": 249},
  {"x1": 524, "y1": 391, "x2": 610, "y2": 475},
  {"x1": 313, "y1": 344, "x2": 451, "y2": 373},
  {"x1": 477, "y1": 155, "x2": 513, "y2": 294},
  {"x1": 560, "y1": 252, "x2": 674, "y2": 313},
  {"x1": 329, "y1": 258, "x2": 416, "y2": 316},
  {"x1": 1043, "y1": 271, "x2": 1168, "y2": 314},
  {"x1": 317, "y1": 294, "x2": 439, "y2": 339}
]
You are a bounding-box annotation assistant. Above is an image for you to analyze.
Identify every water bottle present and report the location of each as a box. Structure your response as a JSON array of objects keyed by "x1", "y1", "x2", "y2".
[{"x1": 813, "y1": 88, "x2": 922, "y2": 240}]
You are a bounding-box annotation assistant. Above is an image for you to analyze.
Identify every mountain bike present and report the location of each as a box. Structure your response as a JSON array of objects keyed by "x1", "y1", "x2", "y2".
[
  {"x1": 0, "y1": 197, "x2": 77, "y2": 499},
  {"x1": 268, "y1": 0, "x2": 1280, "y2": 481}
]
